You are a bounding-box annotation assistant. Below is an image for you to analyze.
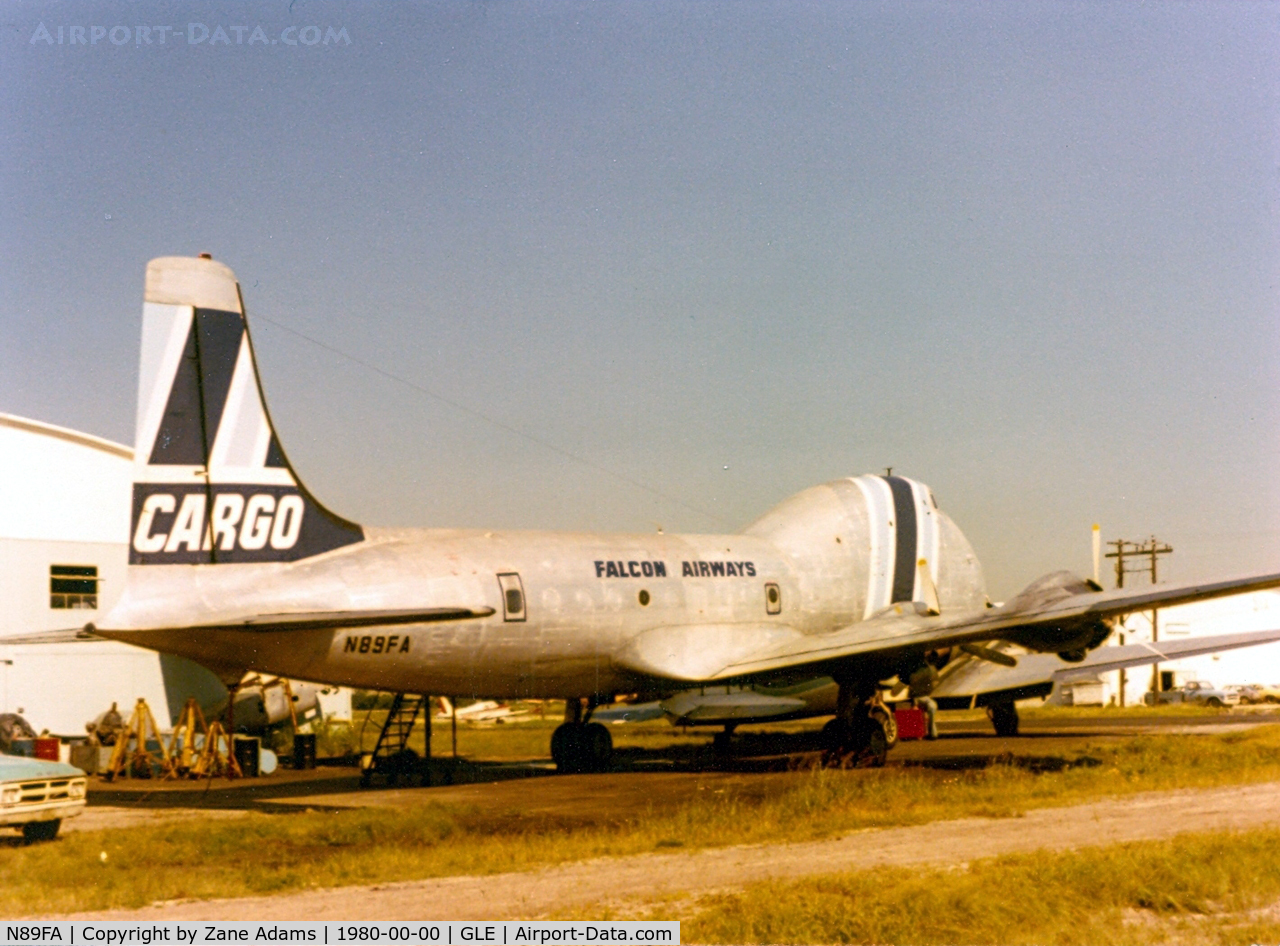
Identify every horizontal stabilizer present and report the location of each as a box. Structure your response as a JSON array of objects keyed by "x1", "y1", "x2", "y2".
[
  {"x1": 95, "y1": 606, "x2": 494, "y2": 635},
  {"x1": 0, "y1": 628, "x2": 105, "y2": 645}
]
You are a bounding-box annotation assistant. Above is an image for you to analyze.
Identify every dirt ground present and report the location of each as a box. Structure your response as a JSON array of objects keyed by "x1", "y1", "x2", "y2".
[
  {"x1": 71, "y1": 710, "x2": 1276, "y2": 825},
  {"x1": 59, "y1": 779, "x2": 1280, "y2": 920},
  {"x1": 34, "y1": 712, "x2": 1280, "y2": 920}
]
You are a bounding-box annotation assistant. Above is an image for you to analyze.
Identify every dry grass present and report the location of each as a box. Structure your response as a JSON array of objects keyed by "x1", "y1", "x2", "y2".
[
  {"x1": 6, "y1": 720, "x2": 1280, "y2": 917},
  {"x1": 678, "y1": 827, "x2": 1280, "y2": 945}
]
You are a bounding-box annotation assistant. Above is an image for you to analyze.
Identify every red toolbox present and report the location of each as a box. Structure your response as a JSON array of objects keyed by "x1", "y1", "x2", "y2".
[
  {"x1": 34, "y1": 736, "x2": 60, "y2": 761},
  {"x1": 894, "y1": 707, "x2": 928, "y2": 740}
]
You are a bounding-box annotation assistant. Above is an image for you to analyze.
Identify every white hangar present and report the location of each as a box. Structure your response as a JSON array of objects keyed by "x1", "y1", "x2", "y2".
[{"x1": 0, "y1": 413, "x2": 225, "y2": 736}]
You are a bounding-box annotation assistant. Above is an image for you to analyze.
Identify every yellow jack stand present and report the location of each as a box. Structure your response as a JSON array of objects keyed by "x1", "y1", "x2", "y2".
[
  {"x1": 170, "y1": 697, "x2": 241, "y2": 779},
  {"x1": 103, "y1": 698, "x2": 175, "y2": 781}
]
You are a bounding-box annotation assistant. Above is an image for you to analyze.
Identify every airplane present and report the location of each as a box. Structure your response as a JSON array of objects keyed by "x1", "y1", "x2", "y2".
[
  {"x1": 436, "y1": 696, "x2": 530, "y2": 723},
  {"x1": 90, "y1": 254, "x2": 1280, "y2": 773}
]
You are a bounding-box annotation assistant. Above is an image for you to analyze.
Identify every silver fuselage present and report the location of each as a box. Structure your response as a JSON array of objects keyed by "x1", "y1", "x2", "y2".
[{"x1": 102, "y1": 479, "x2": 988, "y2": 698}]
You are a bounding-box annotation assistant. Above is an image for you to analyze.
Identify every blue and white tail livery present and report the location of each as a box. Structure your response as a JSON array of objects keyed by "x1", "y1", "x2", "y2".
[
  {"x1": 130, "y1": 256, "x2": 363, "y2": 565},
  {"x1": 850, "y1": 474, "x2": 940, "y2": 619}
]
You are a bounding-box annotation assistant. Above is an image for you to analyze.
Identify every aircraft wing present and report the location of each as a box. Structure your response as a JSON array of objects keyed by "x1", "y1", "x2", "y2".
[
  {"x1": 615, "y1": 570, "x2": 1280, "y2": 682},
  {"x1": 930, "y1": 627, "x2": 1280, "y2": 709}
]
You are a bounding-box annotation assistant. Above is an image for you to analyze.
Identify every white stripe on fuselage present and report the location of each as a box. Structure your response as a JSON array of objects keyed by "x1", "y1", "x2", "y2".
[
  {"x1": 852, "y1": 475, "x2": 895, "y2": 619},
  {"x1": 909, "y1": 479, "x2": 940, "y2": 601}
]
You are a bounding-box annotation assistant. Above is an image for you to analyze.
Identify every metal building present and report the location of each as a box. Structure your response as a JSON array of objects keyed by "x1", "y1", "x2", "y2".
[{"x1": 0, "y1": 413, "x2": 225, "y2": 736}]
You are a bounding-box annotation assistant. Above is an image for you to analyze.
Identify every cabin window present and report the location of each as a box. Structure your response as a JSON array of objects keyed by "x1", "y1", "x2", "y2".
[
  {"x1": 497, "y1": 573, "x2": 526, "y2": 622},
  {"x1": 765, "y1": 582, "x2": 781, "y2": 615}
]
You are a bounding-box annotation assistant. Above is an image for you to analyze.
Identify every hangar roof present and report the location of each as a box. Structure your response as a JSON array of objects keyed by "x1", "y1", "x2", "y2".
[{"x1": 0, "y1": 414, "x2": 132, "y2": 544}]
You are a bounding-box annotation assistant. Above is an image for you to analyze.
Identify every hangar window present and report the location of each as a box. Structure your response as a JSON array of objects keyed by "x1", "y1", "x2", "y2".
[{"x1": 50, "y1": 565, "x2": 99, "y2": 610}]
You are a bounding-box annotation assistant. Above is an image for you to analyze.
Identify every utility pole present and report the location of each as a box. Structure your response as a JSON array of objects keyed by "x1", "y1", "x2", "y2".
[
  {"x1": 1141, "y1": 536, "x2": 1174, "y2": 695},
  {"x1": 1105, "y1": 536, "x2": 1173, "y2": 702},
  {"x1": 1104, "y1": 538, "x2": 1134, "y2": 705}
]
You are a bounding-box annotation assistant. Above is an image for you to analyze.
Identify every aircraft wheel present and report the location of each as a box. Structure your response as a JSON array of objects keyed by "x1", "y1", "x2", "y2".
[
  {"x1": 858, "y1": 726, "x2": 888, "y2": 768},
  {"x1": 551, "y1": 723, "x2": 579, "y2": 773},
  {"x1": 582, "y1": 722, "x2": 613, "y2": 772},
  {"x1": 988, "y1": 701, "x2": 1019, "y2": 737},
  {"x1": 820, "y1": 717, "x2": 859, "y2": 767},
  {"x1": 22, "y1": 820, "x2": 60, "y2": 844},
  {"x1": 871, "y1": 706, "x2": 898, "y2": 749},
  {"x1": 821, "y1": 717, "x2": 887, "y2": 769},
  {"x1": 820, "y1": 717, "x2": 850, "y2": 752},
  {"x1": 551, "y1": 722, "x2": 612, "y2": 774},
  {"x1": 392, "y1": 748, "x2": 421, "y2": 786}
]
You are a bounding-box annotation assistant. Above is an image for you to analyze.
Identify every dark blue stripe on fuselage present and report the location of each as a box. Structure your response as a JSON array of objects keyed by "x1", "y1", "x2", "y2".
[{"x1": 884, "y1": 476, "x2": 917, "y2": 603}]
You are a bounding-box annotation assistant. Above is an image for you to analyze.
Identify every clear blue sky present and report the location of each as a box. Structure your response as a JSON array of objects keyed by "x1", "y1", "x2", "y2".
[{"x1": 3, "y1": 1, "x2": 1278, "y2": 597}]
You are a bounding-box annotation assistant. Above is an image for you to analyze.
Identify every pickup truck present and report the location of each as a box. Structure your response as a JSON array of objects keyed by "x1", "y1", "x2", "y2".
[
  {"x1": 1147, "y1": 681, "x2": 1239, "y2": 708},
  {"x1": 0, "y1": 756, "x2": 87, "y2": 842}
]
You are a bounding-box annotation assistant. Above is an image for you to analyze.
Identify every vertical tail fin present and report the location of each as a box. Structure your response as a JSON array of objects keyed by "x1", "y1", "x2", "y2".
[{"x1": 130, "y1": 256, "x2": 363, "y2": 564}]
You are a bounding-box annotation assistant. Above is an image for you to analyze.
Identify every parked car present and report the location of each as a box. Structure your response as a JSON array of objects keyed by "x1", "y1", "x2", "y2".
[
  {"x1": 1227, "y1": 685, "x2": 1258, "y2": 704},
  {"x1": 1253, "y1": 684, "x2": 1280, "y2": 704},
  {"x1": 0, "y1": 755, "x2": 87, "y2": 842},
  {"x1": 1147, "y1": 681, "x2": 1239, "y2": 708}
]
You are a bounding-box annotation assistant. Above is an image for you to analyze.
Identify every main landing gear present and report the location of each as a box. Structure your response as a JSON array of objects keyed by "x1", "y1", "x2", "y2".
[
  {"x1": 712, "y1": 723, "x2": 738, "y2": 755},
  {"x1": 821, "y1": 680, "x2": 889, "y2": 768},
  {"x1": 551, "y1": 697, "x2": 613, "y2": 774},
  {"x1": 987, "y1": 700, "x2": 1020, "y2": 737}
]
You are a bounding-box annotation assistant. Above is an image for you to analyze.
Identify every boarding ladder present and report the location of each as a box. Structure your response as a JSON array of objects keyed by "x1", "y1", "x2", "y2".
[{"x1": 360, "y1": 693, "x2": 430, "y2": 787}]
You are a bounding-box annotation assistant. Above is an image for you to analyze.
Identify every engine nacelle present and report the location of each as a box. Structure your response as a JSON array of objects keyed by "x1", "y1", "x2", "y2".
[
  {"x1": 1011, "y1": 618, "x2": 1113, "y2": 661},
  {"x1": 231, "y1": 679, "x2": 321, "y2": 732},
  {"x1": 998, "y1": 571, "x2": 1114, "y2": 659}
]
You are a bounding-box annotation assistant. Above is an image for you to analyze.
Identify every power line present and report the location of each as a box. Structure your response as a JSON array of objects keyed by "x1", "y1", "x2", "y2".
[
  {"x1": 1105, "y1": 536, "x2": 1174, "y2": 699},
  {"x1": 1104, "y1": 537, "x2": 1173, "y2": 589},
  {"x1": 252, "y1": 313, "x2": 731, "y2": 528}
]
